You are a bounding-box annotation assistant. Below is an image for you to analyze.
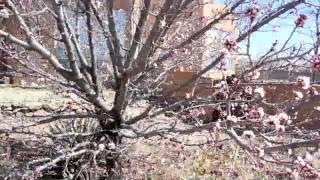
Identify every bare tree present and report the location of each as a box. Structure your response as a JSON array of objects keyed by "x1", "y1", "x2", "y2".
[{"x1": 2, "y1": 0, "x2": 320, "y2": 179}]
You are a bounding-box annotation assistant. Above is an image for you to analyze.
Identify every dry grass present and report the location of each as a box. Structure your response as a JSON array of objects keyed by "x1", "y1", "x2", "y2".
[
  {"x1": 0, "y1": 85, "x2": 66, "y2": 107},
  {"x1": 123, "y1": 137, "x2": 280, "y2": 180},
  {"x1": 0, "y1": 85, "x2": 319, "y2": 179}
]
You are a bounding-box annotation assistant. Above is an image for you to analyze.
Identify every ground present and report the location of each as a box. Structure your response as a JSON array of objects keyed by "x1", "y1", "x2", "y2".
[
  {"x1": 0, "y1": 85, "x2": 251, "y2": 179},
  {"x1": 0, "y1": 84, "x2": 318, "y2": 179},
  {"x1": 0, "y1": 85, "x2": 66, "y2": 107}
]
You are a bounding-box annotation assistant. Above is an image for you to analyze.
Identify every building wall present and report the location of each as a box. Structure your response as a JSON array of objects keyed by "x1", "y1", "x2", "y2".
[
  {"x1": 1, "y1": 16, "x2": 25, "y2": 84},
  {"x1": 200, "y1": 2, "x2": 237, "y2": 78},
  {"x1": 111, "y1": 0, "x2": 238, "y2": 98},
  {"x1": 0, "y1": 3, "x2": 56, "y2": 84},
  {"x1": 259, "y1": 70, "x2": 320, "y2": 82},
  {"x1": 162, "y1": 2, "x2": 237, "y2": 98}
]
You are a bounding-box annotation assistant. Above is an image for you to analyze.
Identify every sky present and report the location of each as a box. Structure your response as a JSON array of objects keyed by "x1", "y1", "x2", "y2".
[
  {"x1": 248, "y1": 16, "x2": 314, "y2": 57},
  {"x1": 214, "y1": 0, "x2": 317, "y2": 57}
]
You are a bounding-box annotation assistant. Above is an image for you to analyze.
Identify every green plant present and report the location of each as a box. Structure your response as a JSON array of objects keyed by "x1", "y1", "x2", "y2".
[{"x1": 49, "y1": 118, "x2": 99, "y2": 148}]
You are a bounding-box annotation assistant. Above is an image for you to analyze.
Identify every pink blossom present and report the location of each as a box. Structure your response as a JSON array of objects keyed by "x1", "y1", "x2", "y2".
[
  {"x1": 278, "y1": 112, "x2": 291, "y2": 125},
  {"x1": 224, "y1": 40, "x2": 237, "y2": 52},
  {"x1": 292, "y1": 155, "x2": 320, "y2": 179},
  {"x1": 247, "y1": 70, "x2": 260, "y2": 80},
  {"x1": 264, "y1": 115, "x2": 280, "y2": 127},
  {"x1": 254, "y1": 87, "x2": 265, "y2": 98},
  {"x1": 292, "y1": 170, "x2": 300, "y2": 180},
  {"x1": 248, "y1": 107, "x2": 264, "y2": 119},
  {"x1": 185, "y1": 93, "x2": 192, "y2": 99},
  {"x1": 304, "y1": 152, "x2": 314, "y2": 162},
  {"x1": 220, "y1": 58, "x2": 227, "y2": 71},
  {"x1": 295, "y1": 156, "x2": 306, "y2": 167},
  {"x1": 245, "y1": 6, "x2": 260, "y2": 21},
  {"x1": 215, "y1": 80, "x2": 227, "y2": 89},
  {"x1": 252, "y1": 71, "x2": 260, "y2": 80},
  {"x1": 308, "y1": 87, "x2": 318, "y2": 96},
  {"x1": 244, "y1": 86, "x2": 253, "y2": 95},
  {"x1": 227, "y1": 115, "x2": 238, "y2": 123},
  {"x1": 275, "y1": 124, "x2": 285, "y2": 132},
  {"x1": 98, "y1": 144, "x2": 105, "y2": 151},
  {"x1": 313, "y1": 56, "x2": 320, "y2": 71},
  {"x1": 256, "y1": 147, "x2": 264, "y2": 157},
  {"x1": 314, "y1": 106, "x2": 320, "y2": 112},
  {"x1": 257, "y1": 107, "x2": 265, "y2": 117},
  {"x1": 297, "y1": 76, "x2": 310, "y2": 89},
  {"x1": 286, "y1": 168, "x2": 299, "y2": 180},
  {"x1": 295, "y1": 14, "x2": 307, "y2": 28},
  {"x1": 286, "y1": 168, "x2": 293, "y2": 174},
  {"x1": 294, "y1": 91, "x2": 304, "y2": 100},
  {"x1": 242, "y1": 130, "x2": 255, "y2": 140}
]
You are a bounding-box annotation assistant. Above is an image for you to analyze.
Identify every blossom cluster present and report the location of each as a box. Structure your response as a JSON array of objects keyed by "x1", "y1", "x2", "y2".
[
  {"x1": 285, "y1": 156, "x2": 320, "y2": 179},
  {"x1": 247, "y1": 70, "x2": 261, "y2": 80},
  {"x1": 295, "y1": 14, "x2": 307, "y2": 28},
  {"x1": 295, "y1": 76, "x2": 318, "y2": 100},
  {"x1": 245, "y1": 6, "x2": 259, "y2": 21},
  {"x1": 224, "y1": 40, "x2": 237, "y2": 52},
  {"x1": 248, "y1": 107, "x2": 265, "y2": 119},
  {"x1": 313, "y1": 56, "x2": 320, "y2": 71},
  {"x1": 297, "y1": 76, "x2": 310, "y2": 90},
  {"x1": 263, "y1": 113, "x2": 291, "y2": 132}
]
